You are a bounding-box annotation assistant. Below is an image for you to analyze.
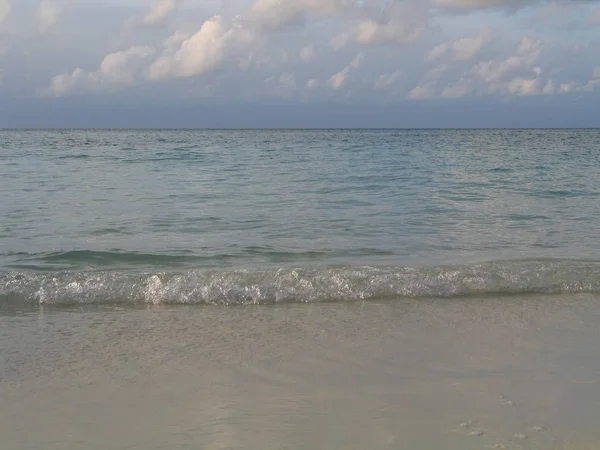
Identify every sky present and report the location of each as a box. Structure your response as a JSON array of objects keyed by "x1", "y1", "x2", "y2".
[{"x1": 0, "y1": 0, "x2": 599, "y2": 128}]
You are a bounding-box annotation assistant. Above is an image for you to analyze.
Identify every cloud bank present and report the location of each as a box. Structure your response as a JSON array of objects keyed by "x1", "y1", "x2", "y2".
[{"x1": 0, "y1": 0, "x2": 597, "y2": 108}]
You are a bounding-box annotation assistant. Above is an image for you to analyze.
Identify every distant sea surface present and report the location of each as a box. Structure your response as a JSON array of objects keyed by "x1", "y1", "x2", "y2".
[{"x1": 1, "y1": 128, "x2": 600, "y2": 306}]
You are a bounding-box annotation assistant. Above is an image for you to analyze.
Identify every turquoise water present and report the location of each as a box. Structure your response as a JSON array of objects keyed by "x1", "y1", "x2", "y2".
[{"x1": 2, "y1": 128, "x2": 600, "y2": 305}]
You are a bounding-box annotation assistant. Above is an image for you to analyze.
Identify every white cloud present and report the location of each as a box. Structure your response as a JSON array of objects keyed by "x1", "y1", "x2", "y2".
[
  {"x1": 305, "y1": 78, "x2": 319, "y2": 89},
  {"x1": 506, "y1": 77, "x2": 541, "y2": 95},
  {"x1": 246, "y1": 0, "x2": 345, "y2": 32},
  {"x1": 355, "y1": 2, "x2": 427, "y2": 45},
  {"x1": 356, "y1": 19, "x2": 420, "y2": 44},
  {"x1": 452, "y1": 30, "x2": 492, "y2": 60},
  {"x1": 440, "y1": 80, "x2": 473, "y2": 98},
  {"x1": 426, "y1": 64, "x2": 448, "y2": 80},
  {"x1": 408, "y1": 83, "x2": 436, "y2": 100},
  {"x1": 434, "y1": 0, "x2": 522, "y2": 9},
  {"x1": 374, "y1": 71, "x2": 401, "y2": 89},
  {"x1": 29, "y1": 0, "x2": 600, "y2": 103},
  {"x1": 0, "y1": 0, "x2": 10, "y2": 23},
  {"x1": 558, "y1": 81, "x2": 578, "y2": 93},
  {"x1": 141, "y1": 0, "x2": 181, "y2": 26},
  {"x1": 148, "y1": 16, "x2": 228, "y2": 80},
  {"x1": 428, "y1": 44, "x2": 448, "y2": 61},
  {"x1": 328, "y1": 52, "x2": 363, "y2": 90},
  {"x1": 406, "y1": 62, "x2": 449, "y2": 99},
  {"x1": 163, "y1": 30, "x2": 191, "y2": 51},
  {"x1": 48, "y1": 68, "x2": 88, "y2": 97},
  {"x1": 471, "y1": 36, "x2": 543, "y2": 85},
  {"x1": 48, "y1": 46, "x2": 156, "y2": 96},
  {"x1": 300, "y1": 45, "x2": 315, "y2": 61},
  {"x1": 349, "y1": 52, "x2": 364, "y2": 69},
  {"x1": 37, "y1": 0, "x2": 71, "y2": 34},
  {"x1": 467, "y1": 37, "x2": 545, "y2": 95},
  {"x1": 329, "y1": 68, "x2": 348, "y2": 89},
  {"x1": 412, "y1": 34, "x2": 582, "y2": 100},
  {"x1": 98, "y1": 46, "x2": 156, "y2": 84},
  {"x1": 428, "y1": 29, "x2": 491, "y2": 62}
]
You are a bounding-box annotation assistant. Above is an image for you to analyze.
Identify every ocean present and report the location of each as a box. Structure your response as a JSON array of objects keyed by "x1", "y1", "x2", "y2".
[{"x1": 2, "y1": 129, "x2": 600, "y2": 449}]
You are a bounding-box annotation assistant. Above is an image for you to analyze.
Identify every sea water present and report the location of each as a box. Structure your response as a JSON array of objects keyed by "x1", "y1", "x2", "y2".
[{"x1": 2, "y1": 129, "x2": 600, "y2": 305}]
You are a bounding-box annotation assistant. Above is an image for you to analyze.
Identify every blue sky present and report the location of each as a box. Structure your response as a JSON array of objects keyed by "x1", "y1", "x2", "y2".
[{"x1": 1, "y1": 0, "x2": 599, "y2": 127}]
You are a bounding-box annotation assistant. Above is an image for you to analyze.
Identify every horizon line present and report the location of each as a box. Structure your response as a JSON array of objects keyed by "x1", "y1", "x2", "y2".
[{"x1": 2, "y1": 127, "x2": 600, "y2": 131}]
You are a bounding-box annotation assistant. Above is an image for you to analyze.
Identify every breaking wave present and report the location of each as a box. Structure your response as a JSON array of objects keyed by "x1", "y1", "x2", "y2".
[{"x1": 2, "y1": 259, "x2": 600, "y2": 306}]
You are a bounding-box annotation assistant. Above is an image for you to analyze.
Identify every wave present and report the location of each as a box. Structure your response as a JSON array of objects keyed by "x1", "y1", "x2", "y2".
[
  {"x1": 5, "y1": 249, "x2": 396, "y2": 270},
  {"x1": 1, "y1": 260, "x2": 600, "y2": 306}
]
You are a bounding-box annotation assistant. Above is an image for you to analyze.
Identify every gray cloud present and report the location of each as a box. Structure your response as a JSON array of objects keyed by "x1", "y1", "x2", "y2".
[{"x1": 434, "y1": 0, "x2": 600, "y2": 12}]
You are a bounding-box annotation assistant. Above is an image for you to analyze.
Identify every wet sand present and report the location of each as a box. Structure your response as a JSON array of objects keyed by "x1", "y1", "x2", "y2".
[{"x1": 2, "y1": 294, "x2": 600, "y2": 449}]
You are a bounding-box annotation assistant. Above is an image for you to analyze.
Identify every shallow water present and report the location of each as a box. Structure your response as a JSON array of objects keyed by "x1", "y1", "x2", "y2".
[{"x1": 2, "y1": 295, "x2": 600, "y2": 449}]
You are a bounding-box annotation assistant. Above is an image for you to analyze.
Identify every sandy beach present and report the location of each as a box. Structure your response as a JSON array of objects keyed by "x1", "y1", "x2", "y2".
[{"x1": 2, "y1": 294, "x2": 600, "y2": 450}]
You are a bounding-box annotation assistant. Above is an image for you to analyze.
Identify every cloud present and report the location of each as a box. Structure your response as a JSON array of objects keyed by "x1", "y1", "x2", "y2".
[
  {"x1": 140, "y1": 0, "x2": 181, "y2": 26},
  {"x1": 272, "y1": 72, "x2": 297, "y2": 97},
  {"x1": 48, "y1": 46, "x2": 156, "y2": 96},
  {"x1": 413, "y1": 32, "x2": 600, "y2": 100},
  {"x1": 34, "y1": 0, "x2": 600, "y2": 104},
  {"x1": 374, "y1": 71, "x2": 401, "y2": 89},
  {"x1": 426, "y1": 64, "x2": 449, "y2": 80},
  {"x1": 408, "y1": 83, "x2": 436, "y2": 100},
  {"x1": 355, "y1": 2, "x2": 427, "y2": 45},
  {"x1": 411, "y1": 29, "x2": 497, "y2": 101},
  {"x1": 506, "y1": 76, "x2": 542, "y2": 95},
  {"x1": 245, "y1": 0, "x2": 346, "y2": 32},
  {"x1": 349, "y1": 52, "x2": 364, "y2": 69},
  {"x1": 300, "y1": 45, "x2": 315, "y2": 61},
  {"x1": 37, "y1": 0, "x2": 71, "y2": 34},
  {"x1": 592, "y1": 5, "x2": 600, "y2": 25},
  {"x1": 412, "y1": 35, "x2": 553, "y2": 99},
  {"x1": 440, "y1": 79, "x2": 473, "y2": 98},
  {"x1": 434, "y1": 0, "x2": 528, "y2": 10},
  {"x1": 434, "y1": 0, "x2": 600, "y2": 13},
  {"x1": 148, "y1": 16, "x2": 228, "y2": 80},
  {"x1": 428, "y1": 29, "x2": 491, "y2": 62},
  {"x1": 471, "y1": 36, "x2": 543, "y2": 85},
  {"x1": 463, "y1": 37, "x2": 545, "y2": 95},
  {"x1": 0, "y1": 0, "x2": 10, "y2": 23},
  {"x1": 452, "y1": 29, "x2": 492, "y2": 60},
  {"x1": 328, "y1": 52, "x2": 363, "y2": 90},
  {"x1": 305, "y1": 78, "x2": 319, "y2": 89},
  {"x1": 329, "y1": 69, "x2": 348, "y2": 89},
  {"x1": 243, "y1": 0, "x2": 427, "y2": 47},
  {"x1": 356, "y1": 20, "x2": 420, "y2": 44}
]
